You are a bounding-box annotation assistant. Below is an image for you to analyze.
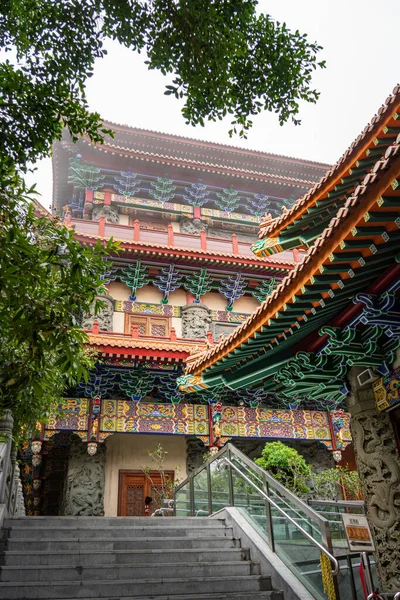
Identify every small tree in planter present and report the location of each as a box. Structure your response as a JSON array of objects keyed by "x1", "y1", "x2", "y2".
[
  {"x1": 141, "y1": 443, "x2": 181, "y2": 515},
  {"x1": 254, "y1": 441, "x2": 311, "y2": 497}
]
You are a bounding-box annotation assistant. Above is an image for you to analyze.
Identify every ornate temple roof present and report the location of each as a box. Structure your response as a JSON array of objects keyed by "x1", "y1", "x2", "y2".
[
  {"x1": 257, "y1": 86, "x2": 400, "y2": 253},
  {"x1": 184, "y1": 88, "x2": 400, "y2": 393},
  {"x1": 87, "y1": 331, "x2": 206, "y2": 363},
  {"x1": 52, "y1": 125, "x2": 330, "y2": 216}
]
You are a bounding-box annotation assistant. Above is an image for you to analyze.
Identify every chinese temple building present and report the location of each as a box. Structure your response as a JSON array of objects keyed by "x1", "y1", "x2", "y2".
[
  {"x1": 182, "y1": 86, "x2": 400, "y2": 591},
  {"x1": 21, "y1": 125, "x2": 357, "y2": 519}
]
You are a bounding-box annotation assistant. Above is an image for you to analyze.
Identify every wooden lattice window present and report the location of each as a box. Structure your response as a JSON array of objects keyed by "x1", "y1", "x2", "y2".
[{"x1": 124, "y1": 314, "x2": 170, "y2": 337}]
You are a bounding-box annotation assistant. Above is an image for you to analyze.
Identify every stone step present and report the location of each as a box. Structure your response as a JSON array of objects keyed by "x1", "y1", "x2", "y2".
[
  {"x1": 1, "y1": 535, "x2": 240, "y2": 553},
  {"x1": 1, "y1": 547, "x2": 248, "y2": 567},
  {"x1": 0, "y1": 560, "x2": 260, "y2": 582},
  {"x1": 5, "y1": 525, "x2": 231, "y2": 540},
  {"x1": 32, "y1": 594, "x2": 283, "y2": 600},
  {"x1": 0, "y1": 575, "x2": 272, "y2": 599},
  {"x1": 3, "y1": 517, "x2": 221, "y2": 528}
]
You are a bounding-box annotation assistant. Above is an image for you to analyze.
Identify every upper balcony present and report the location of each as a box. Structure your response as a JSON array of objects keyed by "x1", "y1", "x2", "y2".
[{"x1": 65, "y1": 215, "x2": 301, "y2": 263}]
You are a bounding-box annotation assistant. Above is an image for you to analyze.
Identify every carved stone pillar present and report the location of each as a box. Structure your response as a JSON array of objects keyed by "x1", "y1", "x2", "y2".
[
  {"x1": 181, "y1": 304, "x2": 212, "y2": 339},
  {"x1": 186, "y1": 437, "x2": 207, "y2": 474},
  {"x1": 347, "y1": 367, "x2": 400, "y2": 592},
  {"x1": 82, "y1": 294, "x2": 114, "y2": 332},
  {"x1": 0, "y1": 410, "x2": 14, "y2": 504},
  {"x1": 61, "y1": 438, "x2": 106, "y2": 516}
]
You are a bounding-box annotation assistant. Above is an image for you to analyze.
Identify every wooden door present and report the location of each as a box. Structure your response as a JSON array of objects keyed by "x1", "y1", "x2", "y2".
[{"x1": 118, "y1": 470, "x2": 174, "y2": 516}]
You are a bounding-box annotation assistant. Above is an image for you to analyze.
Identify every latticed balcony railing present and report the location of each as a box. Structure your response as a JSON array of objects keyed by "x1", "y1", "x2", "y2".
[{"x1": 65, "y1": 216, "x2": 301, "y2": 262}]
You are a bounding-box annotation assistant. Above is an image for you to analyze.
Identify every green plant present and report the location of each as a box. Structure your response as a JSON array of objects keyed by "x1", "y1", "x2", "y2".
[
  {"x1": 141, "y1": 443, "x2": 181, "y2": 506},
  {"x1": 0, "y1": 1, "x2": 325, "y2": 179},
  {"x1": 255, "y1": 441, "x2": 311, "y2": 496},
  {"x1": 310, "y1": 467, "x2": 362, "y2": 501},
  {"x1": 0, "y1": 183, "x2": 119, "y2": 434}
]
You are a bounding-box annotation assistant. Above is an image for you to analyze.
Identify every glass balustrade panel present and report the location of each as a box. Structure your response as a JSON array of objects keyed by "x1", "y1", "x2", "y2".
[
  {"x1": 209, "y1": 458, "x2": 230, "y2": 513},
  {"x1": 175, "y1": 482, "x2": 191, "y2": 517},
  {"x1": 270, "y1": 501, "x2": 328, "y2": 600},
  {"x1": 231, "y1": 468, "x2": 269, "y2": 545},
  {"x1": 193, "y1": 467, "x2": 209, "y2": 517}
]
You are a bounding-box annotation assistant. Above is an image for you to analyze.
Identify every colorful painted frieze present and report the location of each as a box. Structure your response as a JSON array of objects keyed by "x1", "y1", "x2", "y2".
[{"x1": 373, "y1": 366, "x2": 400, "y2": 411}]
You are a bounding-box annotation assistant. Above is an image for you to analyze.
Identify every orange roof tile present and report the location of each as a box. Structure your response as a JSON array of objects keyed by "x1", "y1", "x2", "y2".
[
  {"x1": 186, "y1": 134, "x2": 400, "y2": 375},
  {"x1": 87, "y1": 333, "x2": 206, "y2": 354},
  {"x1": 259, "y1": 84, "x2": 400, "y2": 239}
]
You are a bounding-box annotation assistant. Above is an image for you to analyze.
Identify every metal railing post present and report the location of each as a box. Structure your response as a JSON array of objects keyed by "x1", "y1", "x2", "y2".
[
  {"x1": 263, "y1": 473, "x2": 275, "y2": 552},
  {"x1": 207, "y1": 463, "x2": 212, "y2": 515},
  {"x1": 362, "y1": 552, "x2": 375, "y2": 596},
  {"x1": 189, "y1": 475, "x2": 195, "y2": 517},
  {"x1": 227, "y1": 448, "x2": 234, "y2": 506}
]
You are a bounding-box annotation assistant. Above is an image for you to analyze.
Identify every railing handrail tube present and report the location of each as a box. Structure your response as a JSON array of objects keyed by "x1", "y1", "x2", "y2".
[
  {"x1": 308, "y1": 499, "x2": 365, "y2": 508},
  {"x1": 176, "y1": 443, "x2": 332, "y2": 530},
  {"x1": 222, "y1": 456, "x2": 339, "y2": 576}
]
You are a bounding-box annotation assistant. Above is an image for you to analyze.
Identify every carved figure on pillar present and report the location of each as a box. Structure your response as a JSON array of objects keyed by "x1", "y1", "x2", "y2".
[
  {"x1": 92, "y1": 204, "x2": 119, "y2": 224},
  {"x1": 61, "y1": 438, "x2": 106, "y2": 516},
  {"x1": 347, "y1": 368, "x2": 400, "y2": 592},
  {"x1": 82, "y1": 294, "x2": 114, "y2": 332},
  {"x1": 181, "y1": 304, "x2": 212, "y2": 339}
]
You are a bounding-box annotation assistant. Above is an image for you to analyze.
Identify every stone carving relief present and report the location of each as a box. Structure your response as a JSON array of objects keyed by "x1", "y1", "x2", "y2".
[
  {"x1": 181, "y1": 304, "x2": 212, "y2": 339},
  {"x1": 186, "y1": 437, "x2": 207, "y2": 474},
  {"x1": 82, "y1": 294, "x2": 114, "y2": 332},
  {"x1": 180, "y1": 218, "x2": 206, "y2": 235},
  {"x1": 351, "y1": 408, "x2": 400, "y2": 591},
  {"x1": 92, "y1": 204, "x2": 119, "y2": 224},
  {"x1": 61, "y1": 439, "x2": 106, "y2": 516}
]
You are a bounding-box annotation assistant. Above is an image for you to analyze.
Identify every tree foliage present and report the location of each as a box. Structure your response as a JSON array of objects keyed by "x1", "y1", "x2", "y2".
[
  {"x1": 0, "y1": 0, "x2": 325, "y2": 175},
  {"x1": 0, "y1": 181, "x2": 118, "y2": 432},
  {"x1": 255, "y1": 441, "x2": 311, "y2": 496}
]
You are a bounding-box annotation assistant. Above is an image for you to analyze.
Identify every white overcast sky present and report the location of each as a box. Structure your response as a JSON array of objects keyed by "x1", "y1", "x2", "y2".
[{"x1": 28, "y1": 0, "x2": 400, "y2": 209}]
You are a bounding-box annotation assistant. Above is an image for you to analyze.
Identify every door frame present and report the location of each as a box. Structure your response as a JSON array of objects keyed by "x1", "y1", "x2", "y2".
[{"x1": 117, "y1": 469, "x2": 175, "y2": 516}]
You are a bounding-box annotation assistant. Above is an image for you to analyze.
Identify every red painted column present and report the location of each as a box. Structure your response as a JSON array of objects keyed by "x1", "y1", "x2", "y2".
[
  {"x1": 104, "y1": 191, "x2": 112, "y2": 206},
  {"x1": 168, "y1": 223, "x2": 174, "y2": 246},
  {"x1": 98, "y1": 214, "x2": 105, "y2": 237},
  {"x1": 133, "y1": 219, "x2": 140, "y2": 242},
  {"x1": 193, "y1": 206, "x2": 201, "y2": 220},
  {"x1": 231, "y1": 234, "x2": 239, "y2": 255},
  {"x1": 83, "y1": 189, "x2": 94, "y2": 218},
  {"x1": 186, "y1": 291, "x2": 195, "y2": 304},
  {"x1": 200, "y1": 229, "x2": 207, "y2": 251}
]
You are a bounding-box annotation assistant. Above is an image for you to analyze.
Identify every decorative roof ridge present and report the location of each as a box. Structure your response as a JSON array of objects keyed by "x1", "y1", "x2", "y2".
[
  {"x1": 97, "y1": 121, "x2": 331, "y2": 169},
  {"x1": 80, "y1": 139, "x2": 320, "y2": 187},
  {"x1": 87, "y1": 332, "x2": 206, "y2": 352},
  {"x1": 259, "y1": 84, "x2": 400, "y2": 239},
  {"x1": 72, "y1": 229, "x2": 296, "y2": 267},
  {"x1": 185, "y1": 135, "x2": 400, "y2": 375}
]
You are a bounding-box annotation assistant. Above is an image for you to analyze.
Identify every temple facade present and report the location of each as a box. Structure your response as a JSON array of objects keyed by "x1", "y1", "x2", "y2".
[
  {"x1": 183, "y1": 86, "x2": 400, "y2": 592},
  {"x1": 22, "y1": 125, "x2": 357, "y2": 520}
]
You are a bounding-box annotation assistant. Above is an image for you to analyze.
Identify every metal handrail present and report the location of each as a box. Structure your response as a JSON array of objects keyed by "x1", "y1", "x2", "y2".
[
  {"x1": 175, "y1": 443, "x2": 339, "y2": 576},
  {"x1": 308, "y1": 499, "x2": 365, "y2": 509},
  {"x1": 223, "y1": 456, "x2": 339, "y2": 576},
  {"x1": 227, "y1": 448, "x2": 323, "y2": 539}
]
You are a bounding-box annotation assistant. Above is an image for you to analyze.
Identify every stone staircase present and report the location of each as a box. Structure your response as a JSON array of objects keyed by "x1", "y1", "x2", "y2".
[{"x1": 0, "y1": 516, "x2": 284, "y2": 599}]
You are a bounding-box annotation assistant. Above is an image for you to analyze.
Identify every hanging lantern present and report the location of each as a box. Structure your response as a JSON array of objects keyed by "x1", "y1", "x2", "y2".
[
  {"x1": 87, "y1": 442, "x2": 98, "y2": 456},
  {"x1": 31, "y1": 440, "x2": 42, "y2": 454},
  {"x1": 32, "y1": 454, "x2": 42, "y2": 467},
  {"x1": 332, "y1": 451, "x2": 342, "y2": 463}
]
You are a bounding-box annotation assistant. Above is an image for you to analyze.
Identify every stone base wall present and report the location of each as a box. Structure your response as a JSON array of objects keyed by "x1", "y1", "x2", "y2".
[{"x1": 61, "y1": 438, "x2": 106, "y2": 516}]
